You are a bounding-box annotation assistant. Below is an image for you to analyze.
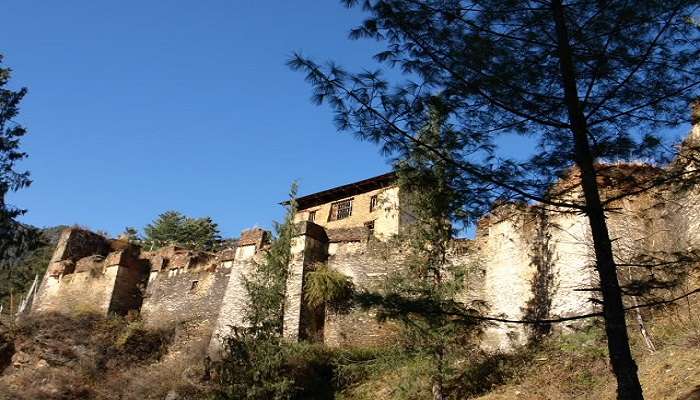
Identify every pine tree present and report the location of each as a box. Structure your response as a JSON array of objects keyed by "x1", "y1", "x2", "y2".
[
  {"x1": 242, "y1": 183, "x2": 298, "y2": 336},
  {"x1": 358, "y1": 100, "x2": 485, "y2": 400},
  {"x1": 289, "y1": 2, "x2": 700, "y2": 398},
  {"x1": 0, "y1": 54, "x2": 32, "y2": 262},
  {"x1": 143, "y1": 211, "x2": 222, "y2": 251}
]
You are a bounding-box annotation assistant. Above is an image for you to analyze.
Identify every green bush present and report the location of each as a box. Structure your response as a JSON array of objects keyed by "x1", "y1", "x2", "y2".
[
  {"x1": 212, "y1": 329, "x2": 334, "y2": 400},
  {"x1": 304, "y1": 263, "x2": 354, "y2": 312}
]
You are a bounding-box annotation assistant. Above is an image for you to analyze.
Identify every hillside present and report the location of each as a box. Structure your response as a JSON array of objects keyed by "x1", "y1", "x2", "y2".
[
  {"x1": 0, "y1": 296, "x2": 698, "y2": 399},
  {"x1": 0, "y1": 226, "x2": 66, "y2": 316},
  {"x1": 335, "y1": 299, "x2": 700, "y2": 400}
]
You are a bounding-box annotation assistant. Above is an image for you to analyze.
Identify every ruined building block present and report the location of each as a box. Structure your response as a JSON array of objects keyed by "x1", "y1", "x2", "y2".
[
  {"x1": 282, "y1": 221, "x2": 328, "y2": 342},
  {"x1": 208, "y1": 228, "x2": 270, "y2": 357},
  {"x1": 140, "y1": 246, "x2": 229, "y2": 336},
  {"x1": 50, "y1": 228, "x2": 111, "y2": 263},
  {"x1": 26, "y1": 111, "x2": 700, "y2": 354},
  {"x1": 31, "y1": 228, "x2": 148, "y2": 317}
]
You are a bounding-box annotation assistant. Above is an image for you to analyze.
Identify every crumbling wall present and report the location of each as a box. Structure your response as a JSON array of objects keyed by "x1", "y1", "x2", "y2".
[
  {"x1": 208, "y1": 229, "x2": 268, "y2": 356},
  {"x1": 31, "y1": 228, "x2": 149, "y2": 316},
  {"x1": 323, "y1": 239, "x2": 404, "y2": 348},
  {"x1": 473, "y1": 205, "x2": 539, "y2": 349},
  {"x1": 33, "y1": 267, "x2": 120, "y2": 315},
  {"x1": 140, "y1": 247, "x2": 231, "y2": 333},
  {"x1": 50, "y1": 228, "x2": 110, "y2": 264}
]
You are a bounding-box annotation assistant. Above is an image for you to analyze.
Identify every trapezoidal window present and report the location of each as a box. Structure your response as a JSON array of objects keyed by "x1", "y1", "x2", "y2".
[{"x1": 329, "y1": 198, "x2": 353, "y2": 221}]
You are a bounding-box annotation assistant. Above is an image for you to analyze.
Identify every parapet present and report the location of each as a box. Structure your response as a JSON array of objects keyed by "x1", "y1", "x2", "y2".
[
  {"x1": 238, "y1": 228, "x2": 269, "y2": 248},
  {"x1": 51, "y1": 228, "x2": 111, "y2": 263}
]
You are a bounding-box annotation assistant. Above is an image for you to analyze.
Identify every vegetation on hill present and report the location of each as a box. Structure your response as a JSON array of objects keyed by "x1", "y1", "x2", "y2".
[
  {"x1": 0, "y1": 226, "x2": 65, "y2": 316},
  {"x1": 0, "y1": 293, "x2": 697, "y2": 399},
  {"x1": 0, "y1": 312, "x2": 188, "y2": 400}
]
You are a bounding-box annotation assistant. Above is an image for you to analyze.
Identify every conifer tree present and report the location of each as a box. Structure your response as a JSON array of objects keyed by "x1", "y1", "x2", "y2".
[
  {"x1": 243, "y1": 183, "x2": 298, "y2": 336},
  {"x1": 143, "y1": 211, "x2": 222, "y2": 251},
  {"x1": 289, "y1": 2, "x2": 700, "y2": 398},
  {"x1": 358, "y1": 100, "x2": 484, "y2": 400},
  {"x1": 0, "y1": 54, "x2": 32, "y2": 262}
]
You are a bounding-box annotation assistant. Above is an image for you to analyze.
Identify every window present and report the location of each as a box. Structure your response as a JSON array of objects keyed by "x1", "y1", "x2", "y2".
[
  {"x1": 364, "y1": 220, "x2": 375, "y2": 236},
  {"x1": 190, "y1": 280, "x2": 199, "y2": 292},
  {"x1": 329, "y1": 198, "x2": 353, "y2": 221},
  {"x1": 308, "y1": 210, "x2": 316, "y2": 222},
  {"x1": 369, "y1": 195, "x2": 378, "y2": 212}
]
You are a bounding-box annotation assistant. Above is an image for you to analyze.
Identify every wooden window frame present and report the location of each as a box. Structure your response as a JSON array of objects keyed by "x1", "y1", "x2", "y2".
[
  {"x1": 308, "y1": 210, "x2": 316, "y2": 222},
  {"x1": 328, "y1": 198, "x2": 353, "y2": 221},
  {"x1": 369, "y1": 195, "x2": 379, "y2": 212}
]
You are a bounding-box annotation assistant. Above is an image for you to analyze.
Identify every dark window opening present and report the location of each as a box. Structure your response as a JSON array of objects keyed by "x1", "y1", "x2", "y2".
[
  {"x1": 364, "y1": 220, "x2": 375, "y2": 236},
  {"x1": 190, "y1": 280, "x2": 199, "y2": 292},
  {"x1": 369, "y1": 195, "x2": 378, "y2": 212},
  {"x1": 308, "y1": 210, "x2": 316, "y2": 222},
  {"x1": 329, "y1": 199, "x2": 353, "y2": 221}
]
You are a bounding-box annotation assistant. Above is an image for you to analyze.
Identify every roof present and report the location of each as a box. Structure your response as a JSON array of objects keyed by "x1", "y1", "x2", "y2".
[{"x1": 289, "y1": 172, "x2": 397, "y2": 210}]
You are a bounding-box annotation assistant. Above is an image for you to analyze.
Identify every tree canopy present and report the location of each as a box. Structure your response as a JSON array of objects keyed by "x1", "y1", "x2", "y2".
[
  {"x1": 0, "y1": 54, "x2": 32, "y2": 262},
  {"x1": 143, "y1": 211, "x2": 222, "y2": 252},
  {"x1": 289, "y1": 1, "x2": 699, "y2": 399}
]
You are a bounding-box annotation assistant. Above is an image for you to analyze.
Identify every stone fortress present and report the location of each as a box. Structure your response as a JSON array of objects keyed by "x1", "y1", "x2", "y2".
[{"x1": 24, "y1": 111, "x2": 700, "y2": 354}]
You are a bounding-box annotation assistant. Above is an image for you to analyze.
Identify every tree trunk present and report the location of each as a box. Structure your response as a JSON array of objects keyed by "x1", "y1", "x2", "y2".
[{"x1": 551, "y1": 1, "x2": 644, "y2": 399}]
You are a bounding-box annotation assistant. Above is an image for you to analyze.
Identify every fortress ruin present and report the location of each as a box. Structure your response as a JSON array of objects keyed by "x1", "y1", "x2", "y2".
[{"x1": 23, "y1": 116, "x2": 700, "y2": 355}]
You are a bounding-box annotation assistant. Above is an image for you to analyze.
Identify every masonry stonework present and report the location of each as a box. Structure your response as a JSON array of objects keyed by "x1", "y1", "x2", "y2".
[{"x1": 27, "y1": 116, "x2": 700, "y2": 353}]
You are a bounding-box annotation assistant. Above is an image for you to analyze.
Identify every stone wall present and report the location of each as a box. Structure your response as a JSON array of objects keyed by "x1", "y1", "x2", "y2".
[
  {"x1": 208, "y1": 229, "x2": 269, "y2": 356},
  {"x1": 140, "y1": 248, "x2": 232, "y2": 333},
  {"x1": 323, "y1": 240, "x2": 404, "y2": 347},
  {"x1": 32, "y1": 229, "x2": 149, "y2": 316},
  {"x1": 282, "y1": 222, "x2": 327, "y2": 342},
  {"x1": 472, "y1": 205, "x2": 540, "y2": 349}
]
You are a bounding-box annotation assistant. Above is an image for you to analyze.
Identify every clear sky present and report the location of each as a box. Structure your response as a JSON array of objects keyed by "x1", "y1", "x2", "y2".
[
  {"x1": 2, "y1": 1, "x2": 393, "y2": 238},
  {"x1": 2, "y1": 2, "x2": 693, "y2": 239}
]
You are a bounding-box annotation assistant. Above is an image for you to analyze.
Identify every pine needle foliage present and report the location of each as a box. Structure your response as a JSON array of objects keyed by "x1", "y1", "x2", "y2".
[
  {"x1": 142, "y1": 211, "x2": 222, "y2": 251},
  {"x1": 356, "y1": 100, "x2": 487, "y2": 400},
  {"x1": 0, "y1": 54, "x2": 32, "y2": 263},
  {"x1": 289, "y1": 2, "x2": 700, "y2": 397},
  {"x1": 304, "y1": 263, "x2": 354, "y2": 312}
]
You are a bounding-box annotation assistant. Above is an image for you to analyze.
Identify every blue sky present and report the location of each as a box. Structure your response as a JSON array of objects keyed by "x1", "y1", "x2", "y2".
[
  {"x1": 2, "y1": 2, "x2": 694, "y2": 239},
  {"x1": 2, "y1": 1, "x2": 393, "y2": 238}
]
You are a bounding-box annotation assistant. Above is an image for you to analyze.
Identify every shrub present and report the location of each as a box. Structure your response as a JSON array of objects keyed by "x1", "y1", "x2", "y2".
[
  {"x1": 304, "y1": 263, "x2": 354, "y2": 313},
  {"x1": 212, "y1": 328, "x2": 333, "y2": 400},
  {"x1": 0, "y1": 322, "x2": 13, "y2": 373}
]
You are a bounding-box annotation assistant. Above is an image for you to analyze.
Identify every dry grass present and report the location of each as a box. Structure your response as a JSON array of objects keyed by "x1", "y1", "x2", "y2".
[
  {"x1": 476, "y1": 298, "x2": 700, "y2": 400},
  {"x1": 336, "y1": 292, "x2": 700, "y2": 400},
  {"x1": 0, "y1": 312, "x2": 210, "y2": 400}
]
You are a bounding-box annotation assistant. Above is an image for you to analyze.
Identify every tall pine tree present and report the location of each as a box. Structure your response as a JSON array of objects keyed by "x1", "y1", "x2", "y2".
[
  {"x1": 0, "y1": 54, "x2": 32, "y2": 262},
  {"x1": 357, "y1": 100, "x2": 485, "y2": 400},
  {"x1": 289, "y1": 2, "x2": 700, "y2": 398}
]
